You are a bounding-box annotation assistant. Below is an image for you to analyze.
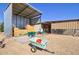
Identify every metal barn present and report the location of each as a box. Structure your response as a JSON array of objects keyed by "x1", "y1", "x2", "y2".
[
  {"x1": 4, "y1": 3, "x2": 42, "y2": 37},
  {"x1": 42, "y1": 19, "x2": 79, "y2": 36}
]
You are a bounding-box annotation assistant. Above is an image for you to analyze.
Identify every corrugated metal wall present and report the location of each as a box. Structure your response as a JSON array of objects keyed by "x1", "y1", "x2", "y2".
[
  {"x1": 12, "y1": 15, "x2": 29, "y2": 29},
  {"x1": 51, "y1": 21, "x2": 79, "y2": 36},
  {"x1": 51, "y1": 21, "x2": 79, "y2": 29},
  {"x1": 4, "y1": 4, "x2": 12, "y2": 37}
]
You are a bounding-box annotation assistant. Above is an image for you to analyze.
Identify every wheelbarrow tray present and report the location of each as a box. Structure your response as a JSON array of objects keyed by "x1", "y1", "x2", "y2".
[{"x1": 29, "y1": 37, "x2": 48, "y2": 49}]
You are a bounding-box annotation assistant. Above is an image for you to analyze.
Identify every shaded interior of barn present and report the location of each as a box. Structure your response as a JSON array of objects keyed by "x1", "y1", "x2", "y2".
[{"x1": 12, "y1": 3, "x2": 42, "y2": 36}]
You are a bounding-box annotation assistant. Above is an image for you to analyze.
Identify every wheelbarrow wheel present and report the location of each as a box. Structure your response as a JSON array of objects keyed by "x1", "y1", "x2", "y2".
[
  {"x1": 31, "y1": 47, "x2": 37, "y2": 53},
  {"x1": 1, "y1": 44, "x2": 5, "y2": 48}
]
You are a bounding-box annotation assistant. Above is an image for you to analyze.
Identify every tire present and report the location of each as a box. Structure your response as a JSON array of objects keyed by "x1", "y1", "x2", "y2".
[
  {"x1": 31, "y1": 47, "x2": 37, "y2": 53},
  {"x1": 1, "y1": 44, "x2": 5, "y2": 48}
]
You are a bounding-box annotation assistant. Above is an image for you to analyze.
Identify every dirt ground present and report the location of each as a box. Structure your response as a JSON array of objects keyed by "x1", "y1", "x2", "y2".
[{"x1": 0, "y1": 32, "x2": 79, "y2": 55}]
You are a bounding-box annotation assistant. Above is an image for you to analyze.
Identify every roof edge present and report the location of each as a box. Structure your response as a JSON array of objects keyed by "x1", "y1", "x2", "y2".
[{"x1": 42, "y1": 19, "x2": 79, "y2": 24}]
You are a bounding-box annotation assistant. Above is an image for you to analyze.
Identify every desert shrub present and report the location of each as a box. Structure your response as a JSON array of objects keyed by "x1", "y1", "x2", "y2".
[{"x1": 0, "y1": 23, "x2": 4, "y2": 32}]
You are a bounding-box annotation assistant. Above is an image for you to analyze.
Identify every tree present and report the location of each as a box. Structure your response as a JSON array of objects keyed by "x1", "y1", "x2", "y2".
[{"x1": 0, "y1": 23, "x2": 4, "y2": 32}]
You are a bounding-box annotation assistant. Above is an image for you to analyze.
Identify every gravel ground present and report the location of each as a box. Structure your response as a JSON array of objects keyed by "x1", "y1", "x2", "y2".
[{"x1": 0, "y1": 33, "x2": 79, "y2": 55}]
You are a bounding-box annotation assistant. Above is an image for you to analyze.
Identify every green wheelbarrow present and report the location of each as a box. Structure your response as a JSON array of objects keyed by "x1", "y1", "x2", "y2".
[{"x1": 29, "y1": 37, "x2": 48, "y2": 53}]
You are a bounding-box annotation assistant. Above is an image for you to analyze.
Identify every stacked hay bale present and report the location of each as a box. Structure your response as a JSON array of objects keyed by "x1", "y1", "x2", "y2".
[
  {"x1": 25, "y1": 25, "x2": 36, "y2": 37},
  {"x1": 14, "y1": 27, "x2": 20, "y2": 36},
  {"x1": 25, "y1": 25, "x2": 35, "y2": 32},
  {"x1": 13, "y1": 25, "x2": 36, "y2": 37},
  {"x1": 14, "y1": 27, "x2": 27, "y2": 37}
]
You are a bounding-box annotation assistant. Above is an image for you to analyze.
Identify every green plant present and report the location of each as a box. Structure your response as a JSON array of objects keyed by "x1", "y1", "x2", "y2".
[{"x1": 0, "y1": 23, "x2": 4, "y2": 32}]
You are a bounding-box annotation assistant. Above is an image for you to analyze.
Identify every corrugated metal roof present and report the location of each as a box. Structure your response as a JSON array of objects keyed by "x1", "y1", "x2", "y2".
[
  {"x1": 42, "y1": 19, "x2": 79, "y2": 24},
  {"x1": 12, "y1": 3, "x2": 42, "y2": 19}
]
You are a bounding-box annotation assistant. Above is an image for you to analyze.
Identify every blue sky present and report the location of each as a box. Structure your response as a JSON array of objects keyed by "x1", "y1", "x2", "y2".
[
  {"x1": 0, "y1": 3, "x2": 79, "y2": 23},
  {"x1": 0, "y1": 3, "x2": 8, "y2": 23},
  {"x1": 30, "y1": 3, "x2": 79, "y2": 22}
]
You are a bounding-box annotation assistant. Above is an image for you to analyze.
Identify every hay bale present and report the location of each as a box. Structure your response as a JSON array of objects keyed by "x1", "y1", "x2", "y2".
[
  {"x1": 14, "y1": 27, "x2": 27, "y2": 36},
  {"x1": 25, "y1": 25, "x2": 35, "y2": 32}
]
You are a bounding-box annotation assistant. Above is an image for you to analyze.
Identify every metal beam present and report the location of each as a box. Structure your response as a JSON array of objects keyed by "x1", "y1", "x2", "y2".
[
  {"x1": 23, "y1": 11, "x2": 36, "y2": 18},
  {"x1": 39, "y1": 15, "x2": 41, "y2": 23},
  {"x1": 30, "y1": 13, "x2": 42, "y2": 19},
  {"x1": 32, "y1": 14, "x2": 41, "y2": 19},
  {"x1": 29, "y1": 18, "x2": 31, "y2": 25},
  {"x1": 30, "y1": 15, "x2": 41, "y2": 25}
]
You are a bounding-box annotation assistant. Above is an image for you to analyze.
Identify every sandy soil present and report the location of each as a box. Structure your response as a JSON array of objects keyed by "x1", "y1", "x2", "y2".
[{"x1": 0, "y1": 33, "x2": 79, "y2": 55}]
